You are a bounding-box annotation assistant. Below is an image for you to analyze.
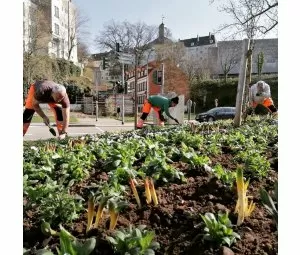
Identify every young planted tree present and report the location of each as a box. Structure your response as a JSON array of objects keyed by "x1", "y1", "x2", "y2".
[{"x1": 257, "y1": 51, "x2": 265, "y2": 79}]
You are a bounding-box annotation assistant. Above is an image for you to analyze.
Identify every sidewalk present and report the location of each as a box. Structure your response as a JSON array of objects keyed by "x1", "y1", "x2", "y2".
[{"x1": 72, "y1": 117, "x2": 135, "y2": 127}]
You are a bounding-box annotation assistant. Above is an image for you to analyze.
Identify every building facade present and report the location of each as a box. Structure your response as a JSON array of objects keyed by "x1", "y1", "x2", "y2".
[
  {"x1": 208, "y1": 38, "x2": 278, "y2": 76},
  {"x1": 23, "y1": 0, "x2": 78, "y2": 64},
  {"x1": 179, "y1": 34, "x2": 278, "y2": 76}
]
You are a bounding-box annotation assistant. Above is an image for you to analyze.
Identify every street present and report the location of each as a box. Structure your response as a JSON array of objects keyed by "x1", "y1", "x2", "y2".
[{"x1": 23, "y1": 122, "x2": 135, "y2": 141}]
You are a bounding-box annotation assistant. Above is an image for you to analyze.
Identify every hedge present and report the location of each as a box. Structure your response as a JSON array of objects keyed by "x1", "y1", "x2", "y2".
[{"x1": 190, "y1": 75, "x2": 278, "y2": 113}]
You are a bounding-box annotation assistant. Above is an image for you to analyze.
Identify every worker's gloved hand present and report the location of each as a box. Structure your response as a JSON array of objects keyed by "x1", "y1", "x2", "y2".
[
  {"x1": 43, "y1": 116, "x2": 50, "y2": 126},
  {"x1": 174, "y1": 118, "x2": 179, "y2": 124}
]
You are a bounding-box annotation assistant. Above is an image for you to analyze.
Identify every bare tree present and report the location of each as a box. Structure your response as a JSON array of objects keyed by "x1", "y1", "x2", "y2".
[
  {"x1": 218, "y1": 41, "x2": 241, "y2": 82},
  {"x1": 155, "y1": 41, "x2": 185, "y2": 65},
  {"x1": 66, "y1": 6, "x2": 90, "y2": 61},
  {"x1": 180, "y1": 57, "x2": 200, "y2": 88},
  {"x1": 77, "y1": 38, "x2": 90, "y2": 62},
  {"x1": 95, "y1": 20, "x2": 157, "y2": 129},
  {"x1": 23, "y1": 0, "x2": 52, "y2": 91},
  {"x1": 210, "y1": 0, "x2": 278, "y2": 35},
  {"x1": 95, "y1": 20, "x2": 156, "y2": 56}
]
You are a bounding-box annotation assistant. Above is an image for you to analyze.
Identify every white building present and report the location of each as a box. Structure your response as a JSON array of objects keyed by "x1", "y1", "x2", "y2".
[{"x1": 23, "y1": 0, "x2": 78, "y2": 64}]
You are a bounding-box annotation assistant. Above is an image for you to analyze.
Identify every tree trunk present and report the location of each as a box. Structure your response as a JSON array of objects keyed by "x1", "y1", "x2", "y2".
[
  {"x1": 234, "y1": 38, "x2": 249, "y2": 127},
  {"x1": 242, "y1": 39, "x2": 254, "y2": 115}
]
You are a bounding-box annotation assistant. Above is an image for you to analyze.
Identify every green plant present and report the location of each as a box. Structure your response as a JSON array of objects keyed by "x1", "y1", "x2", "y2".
[
  {"x1": 180, "y1": 142, "x2": 211, "y2": 169},
  {"x1": 57, "y1": 225, "x2": 96, "y2": 255},
  {"x1": 257, "y1": 51, "x2": 265, "y2": 79},
  {"x1": 235, "y1": 150, "x2": 270, "y2": 178},
  {"x1": 107, "y1": 224, "x2": 160, "y2": 255},
  {"x1": 38, "y1": 190, "x2": 84, "y2": 226},
  {"x1": 200, "y1": 212, "x2": 240, "y2": 247},
  {"x1": 260, "y1": 182, "x2": 278, "y2": 228},
  {"x1": 213, "y1": 164, "x2": 236, "y2": 186},
  {"x1": 40, "y1": 223, "x2": 96, "y2": 255}
]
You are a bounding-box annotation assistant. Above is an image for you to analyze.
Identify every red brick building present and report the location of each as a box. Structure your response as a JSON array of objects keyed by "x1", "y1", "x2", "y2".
[{"x1": 125, "y1": 60, "x2": 188, "y2": 112}]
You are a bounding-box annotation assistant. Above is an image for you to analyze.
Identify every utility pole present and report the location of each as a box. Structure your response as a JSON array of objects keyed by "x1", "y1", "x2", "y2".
[
  {"x1": 121, "y1": 62, "x2": 125, "y2": 125},
  {"x1": 161, "y1": 62, "x2": 165, "y2": 95},
  {"x1": 116, "y1": 43, "x2": 134, "y2": 126},
  {"x1": 134, "y1": 51, "x2": 138, "y2": 129}
]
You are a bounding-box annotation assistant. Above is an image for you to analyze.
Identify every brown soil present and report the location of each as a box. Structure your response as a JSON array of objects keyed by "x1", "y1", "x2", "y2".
[{"x1": 23, "y1": 153, "x2": 278, "y2": 255}]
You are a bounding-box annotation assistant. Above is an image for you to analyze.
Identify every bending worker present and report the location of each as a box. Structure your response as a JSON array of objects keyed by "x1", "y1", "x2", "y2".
[
  {"x1": 249, "y1": 80, "x2": 277, "y2": 114},
  {"x1": 137, "y1": 95, "x2": 179, "y2": 129},
  {"x1": 23, "y1": 79, "x2": 70, "y2": 139}
]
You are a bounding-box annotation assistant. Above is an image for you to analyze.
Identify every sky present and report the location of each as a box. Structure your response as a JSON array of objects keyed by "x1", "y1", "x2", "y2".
[{"x1": 73, "y1": 0, "x2": 278, "y2": 54}]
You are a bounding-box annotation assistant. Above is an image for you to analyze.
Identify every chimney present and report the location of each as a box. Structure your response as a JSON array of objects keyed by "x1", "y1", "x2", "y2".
[
  {"x1": 209, "y1": 32, "x2": 211, "y2": 39},
  {"x1": 197, "y1": 34, "x2": 199, "y2": 42}
]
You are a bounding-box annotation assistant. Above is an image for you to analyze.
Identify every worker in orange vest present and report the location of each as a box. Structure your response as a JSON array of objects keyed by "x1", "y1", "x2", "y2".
[
  {"x1": 249, "y1": 81, "x2": 277, "y2": 114},
  {"x1": 137, "y1": 95, "x2": 179, "y2": 128}
]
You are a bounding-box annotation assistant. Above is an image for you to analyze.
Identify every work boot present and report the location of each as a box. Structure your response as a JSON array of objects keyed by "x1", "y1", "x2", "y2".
[{"x1": 137, "y1": 119, "x2": 144, "y2": 129}]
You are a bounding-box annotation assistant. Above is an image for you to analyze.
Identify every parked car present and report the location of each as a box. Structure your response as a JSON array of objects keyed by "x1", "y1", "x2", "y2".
[{"x1": 195, "y1": 107, "x2": 236, "y2": 122}]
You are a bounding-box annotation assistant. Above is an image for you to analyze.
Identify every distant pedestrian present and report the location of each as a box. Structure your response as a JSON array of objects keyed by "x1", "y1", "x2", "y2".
[
  {"x1": 23, "y1": 79, "x2": 70, "y2": 139},
  {"x1": 137, "y1": 95, "x2": 179, "y2": 128},
  {"x1": 117, "y1": 106, "x2": 121, "y2": 119}
]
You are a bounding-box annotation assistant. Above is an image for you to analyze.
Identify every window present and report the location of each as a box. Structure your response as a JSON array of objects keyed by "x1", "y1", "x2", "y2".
[
  {"x1": 54, "y1": 6, "x2": 59, "y2": 18},
  {"x1": 54, "y1": 23, "x2": 59, "y2": 35},
  {"x1": 191, "y1": 42, "x2": 194, "y2": 46}
]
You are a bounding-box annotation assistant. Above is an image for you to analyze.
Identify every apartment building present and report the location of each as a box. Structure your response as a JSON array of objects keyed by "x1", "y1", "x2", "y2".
[{"x1": 23, "y1": 0, "x2": 78, "y2": 64}]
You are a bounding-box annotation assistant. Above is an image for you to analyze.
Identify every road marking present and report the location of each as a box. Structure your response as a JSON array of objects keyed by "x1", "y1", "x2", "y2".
[{"x1": 96, "y1": 127, "x2": 105, "y2": 132}]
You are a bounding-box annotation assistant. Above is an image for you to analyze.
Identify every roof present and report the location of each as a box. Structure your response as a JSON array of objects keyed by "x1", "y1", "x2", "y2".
[
  {"x1": 180, "y1": 34, "x2": 216, "y2": 47},
  {"x1": 149, "y1": 36, "x2": 173, "y2": 45}
]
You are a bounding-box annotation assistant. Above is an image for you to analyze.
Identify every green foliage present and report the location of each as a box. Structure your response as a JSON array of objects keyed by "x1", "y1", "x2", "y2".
[
  {"x1": 65, "y1": 84, "x2": 84, "y2": 103},
  {"x1": 234, "y1": 150, "x2": 270, "y2": 179},
  {"x1": 190, "y1": 76, "x2": 278, "y2": 112},
  {"x1": 260, "y1": 182, "x2": 278, "y2": 228},
  {"x1": 57, "y1": 226, "x2": 96, "y2": 255},
  {"x1": 200, "y1": 212, "x2": 240, "y2": 247},
  {"x1": 38, "y1": 224, "x2": 96, "y2": 255},
  {"x1": 257, "y1": 52, "x2": 265, "y2": 78},
  {"x1": 213, "y1": 164, "x2": 236, "y2": 187},
  {"x1": 23, "y1": 54, "x2": 87, "y2": 98},
  {"x1": 107, "y1": 225, "x2": 160, "y2": 255},
  {"x1": 38, "y1": 190, "x2": 84, "y2": 226}
]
